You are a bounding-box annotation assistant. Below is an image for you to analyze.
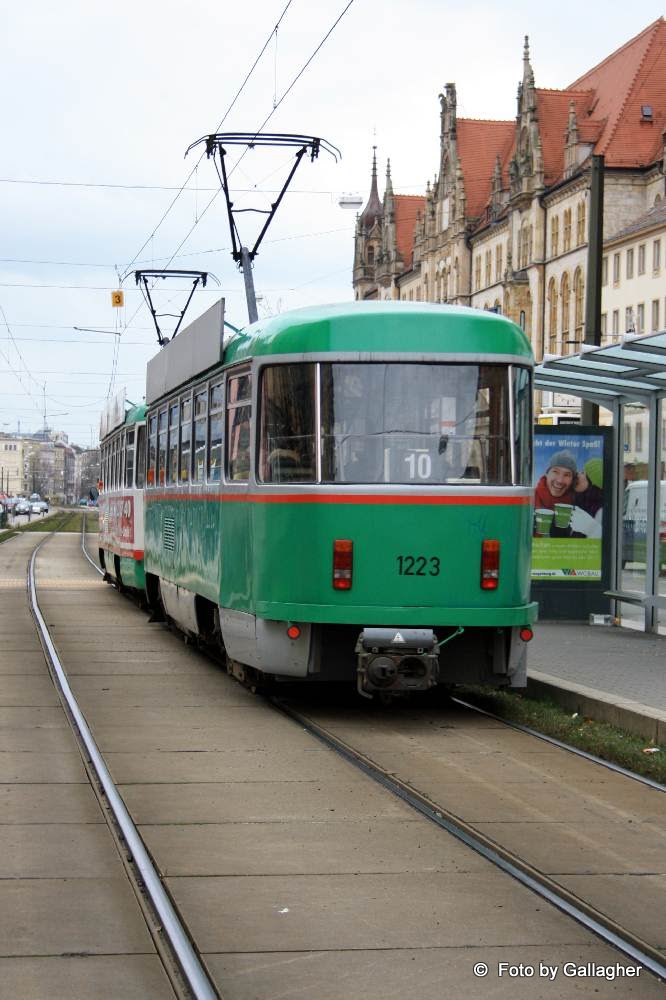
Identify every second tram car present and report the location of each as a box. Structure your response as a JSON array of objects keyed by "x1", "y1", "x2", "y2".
[
  {"x1": 99, "y1": 300, "x2": 537, "y2": 697},
  {"x1": 98, "y1": 396, "x2": 147, "y2": 592}
]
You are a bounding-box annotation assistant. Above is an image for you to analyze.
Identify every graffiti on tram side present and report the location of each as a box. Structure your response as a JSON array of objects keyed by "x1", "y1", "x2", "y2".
[{"x1": 100, "y1": 496, "x2": 134, "y2": 546}]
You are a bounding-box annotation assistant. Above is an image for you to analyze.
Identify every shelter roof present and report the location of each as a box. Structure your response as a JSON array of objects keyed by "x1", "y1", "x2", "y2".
[{"x1": 535, "y1": 331, "x2": 666, "y2": 403}]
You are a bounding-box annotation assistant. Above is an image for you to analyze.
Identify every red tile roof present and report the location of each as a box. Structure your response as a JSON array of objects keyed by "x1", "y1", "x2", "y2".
[
  {"x1": 569, "y1": 17, "x2": 666, "y2": 166},
  {"x1": 456, "y1": 120, "x2": 515, "y2": 218},
  {"x1": 534, "y1": 89, "x2": 603, "y2": 185},
  {"x1": 393, "y1": 195, "x2": 425, "y2": 269}
]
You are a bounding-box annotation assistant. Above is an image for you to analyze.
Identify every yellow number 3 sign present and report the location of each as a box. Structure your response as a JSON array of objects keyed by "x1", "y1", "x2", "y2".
[{"x1": 111, "y1": 290, "x2": 125, "y2": 307}]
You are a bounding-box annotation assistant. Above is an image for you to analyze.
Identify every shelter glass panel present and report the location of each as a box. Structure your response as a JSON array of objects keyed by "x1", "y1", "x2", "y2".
[
  {"x1": 658, "y1": 398, "x2": 666, "y2": 630},
  {"x1": 620, "y1": 403, "x2": 648, "y2": 598},
  {"x1": 320, "y1": 363, "x2": 514, "y2": 485}
]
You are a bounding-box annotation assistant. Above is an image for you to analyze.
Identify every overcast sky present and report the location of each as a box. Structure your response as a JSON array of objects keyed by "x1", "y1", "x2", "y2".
[{"x1": 1, "y1": 1, "x2": 662, "y2": 446}]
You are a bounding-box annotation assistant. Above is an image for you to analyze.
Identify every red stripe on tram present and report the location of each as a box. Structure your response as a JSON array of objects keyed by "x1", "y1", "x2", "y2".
[{"x1": 145, "y1": 491, "x2": 530, "y2": 507}]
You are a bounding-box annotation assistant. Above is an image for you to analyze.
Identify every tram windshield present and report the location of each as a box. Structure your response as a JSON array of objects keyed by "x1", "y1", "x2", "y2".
[{"x1": 258, "y1": 362, "x2": 531, "y2": 486}]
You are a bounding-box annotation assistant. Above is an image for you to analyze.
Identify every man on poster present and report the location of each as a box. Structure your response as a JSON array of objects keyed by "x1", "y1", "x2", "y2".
[{"x1": 534, "y1": 449, "x2": 602, "y2": 538}]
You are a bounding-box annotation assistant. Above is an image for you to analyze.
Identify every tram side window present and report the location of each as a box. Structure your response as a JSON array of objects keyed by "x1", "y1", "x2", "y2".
[
  {"x1": 193, "y1": 390, "x2": 207, "y2": 483},
  {"x1": 136, "y1": 424, "x2": 146, "y2": 489},
  {"x1": 147, "y1": 415, "x2": 157, "y2": 487},
  {"x1": 208, "y1": 383, "x2": 223, "y2": 482},
  {"x1": 513, "y1": 367, "x2": 532, "y2": 486},
  {"x1": 259, "y1": 364, "x2": 316, "y2": 482},
  {"x1": 158, "y1": 410, "x2": 167, "y2": 485},
  {"x1": 125, "y1": 428, "x2": 135, "y2": 488},
  {"x1": 180, "y1": 398, "x2": 192, "y2": 483},
  {"x1": 167, "y1": 403, "x2": 179, "y2": 485},
  {"x1": 226, "y1": 372, "x2": 252, "y2": 481},
  {"x1": 112, "y1": 436, "x2": 119, "y2": 488}
]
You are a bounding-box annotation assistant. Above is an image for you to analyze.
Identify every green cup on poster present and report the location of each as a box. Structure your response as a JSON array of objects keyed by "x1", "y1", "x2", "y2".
[
  {"x1": 534, "y1": 508, "x2": 554, "y2": 536},
  {"x1": 554, "y1": 502, "x2": 574, "y2": 528}
]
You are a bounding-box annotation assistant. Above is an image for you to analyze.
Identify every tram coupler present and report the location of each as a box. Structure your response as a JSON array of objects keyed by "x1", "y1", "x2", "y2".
[{"x1": 356, "y1": 628, "x2": 439, "y2": 698}]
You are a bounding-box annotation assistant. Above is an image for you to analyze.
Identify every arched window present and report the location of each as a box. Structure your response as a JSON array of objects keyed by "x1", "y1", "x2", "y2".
[
  {"x1": 494, "y1": 299, "x2": 502, "y2": 315},
  {"x1": 547, "y1": 278, "x2": 558, "y2": 352},
  {"x1": 561, "y1": 272, "x2": 571, "y2": 349},
  {"x1": 574, "y1": 267, "x2": 585, "y2": 348},
  {"x1": 576, "y1": 202, "x2": 586, "y2": 246},
  {"x1": 525, "y1": 290, "x2": 533, "y2": 339},
  {"x1": 551, "y1": 216, "x2": 559, "y2": 258},
  {"x1": 367, "y1": 245, "x2": 374, "y2": 265},
  {"x1": 563, "y1": 209, "x2": 572, "y2": 251}
]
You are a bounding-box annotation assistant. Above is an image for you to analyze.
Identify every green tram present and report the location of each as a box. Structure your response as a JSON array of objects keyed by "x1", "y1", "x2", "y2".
[
  {"x1": 112, "y1": 299, "x2": 537, "y2": 698},
  {"x1": 98, "y1": 396, "x2": 147, "y2": 591}
]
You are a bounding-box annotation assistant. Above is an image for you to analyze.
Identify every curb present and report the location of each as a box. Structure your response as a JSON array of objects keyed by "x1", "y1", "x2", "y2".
[{"x1": 527, "y1": 670, "x2": 666, "y2": 744}]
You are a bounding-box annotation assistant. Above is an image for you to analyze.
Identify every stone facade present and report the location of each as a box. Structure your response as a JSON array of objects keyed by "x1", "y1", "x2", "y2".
[{"x1": 353, "y1": 19, "x2": 666, "y2": 387}]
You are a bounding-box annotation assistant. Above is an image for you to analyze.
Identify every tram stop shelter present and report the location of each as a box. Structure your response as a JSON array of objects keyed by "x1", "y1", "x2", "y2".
[{"x1": 534, "y1": 330, "x2": 666, "y2": 633}]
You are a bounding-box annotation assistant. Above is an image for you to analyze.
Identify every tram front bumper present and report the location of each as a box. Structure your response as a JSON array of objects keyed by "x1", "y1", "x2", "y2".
[{"x1": 356, "y1": 628, "x2": 439, "y2": 697}]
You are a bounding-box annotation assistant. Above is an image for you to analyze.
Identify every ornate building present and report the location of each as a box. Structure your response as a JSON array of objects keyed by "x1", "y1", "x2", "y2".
[{"x1": 353, "y1": 19, "x2": 666, "y2": 366}]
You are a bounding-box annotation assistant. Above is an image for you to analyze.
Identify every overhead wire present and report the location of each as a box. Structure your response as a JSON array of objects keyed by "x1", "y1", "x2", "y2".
[
  {"x1": 121, "y1": 0, "x2": 296, "y2": 280},
  {"x1": 157, "y1": 0, "x2": 357, "y2": 278}
]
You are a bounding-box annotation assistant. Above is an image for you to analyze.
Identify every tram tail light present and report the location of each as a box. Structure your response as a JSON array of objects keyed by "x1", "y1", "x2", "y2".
[
  {"x1": 481, "y1": 539, "x2": 500, "y2": 590},
  {"x1": 333, "y1": 539, "x2": 353, "y2": 590}
]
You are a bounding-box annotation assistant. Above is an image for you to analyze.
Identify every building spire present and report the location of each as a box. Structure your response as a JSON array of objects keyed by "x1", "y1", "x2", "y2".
[{"x1": 359, "y1": 146, "x2": 383, "y2": 231}]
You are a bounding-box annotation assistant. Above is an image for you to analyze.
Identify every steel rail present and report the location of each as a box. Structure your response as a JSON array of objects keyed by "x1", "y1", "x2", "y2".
[
  {"x1": 78, "y1": 512, "x2": 665, "y2": 974},
  {"x1": 28, "y1": 534, "x2": 219, "y2": 1000},
  {"x1": 81, "y1": 512, "x2": 104, "y2": 575},
  {"x1": 451, "y1": 695, "x2": 666, "y2": 793},
  {"x1": 272, "y1": 696, "x2": 666, "y2": 983}
]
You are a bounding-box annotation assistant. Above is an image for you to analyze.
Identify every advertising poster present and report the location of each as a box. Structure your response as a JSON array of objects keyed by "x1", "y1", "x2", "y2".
[{"x1": 532, "y1": 432, "x2": 605, "y2": 581}]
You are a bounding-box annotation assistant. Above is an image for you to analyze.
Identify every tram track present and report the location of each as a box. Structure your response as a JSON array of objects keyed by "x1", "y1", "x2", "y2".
[
  {"x1": 27, "y1": 526, "x2": 219, "y2": 1000},
  {"x1": 77, "y1": 519, "x2": 666, "y2": 980},
  {"x1": 271, "y1": 695, "x2": 666, "y2": 981},
  {"x1": 25, "y1": 521, "x2": 657, "y2": 994}
]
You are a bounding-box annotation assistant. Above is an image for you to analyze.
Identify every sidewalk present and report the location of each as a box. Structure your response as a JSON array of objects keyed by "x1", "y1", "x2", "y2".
[{"x1": 528, "y1": 621, "x2": 666, "y2": 742}]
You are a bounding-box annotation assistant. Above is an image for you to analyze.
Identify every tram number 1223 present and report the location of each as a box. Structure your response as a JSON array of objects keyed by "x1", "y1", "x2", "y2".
[{"x1": 397, "y1": 555, "x2": 441, "y2": 576}]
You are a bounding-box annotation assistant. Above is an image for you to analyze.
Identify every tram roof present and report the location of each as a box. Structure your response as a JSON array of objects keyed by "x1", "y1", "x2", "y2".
[
  {"x1": 125, "y1": 402, "x2": 147, "y2": 424},
  {"x1": 224, "y1": 302, "x2": 533, "y2": 364}
]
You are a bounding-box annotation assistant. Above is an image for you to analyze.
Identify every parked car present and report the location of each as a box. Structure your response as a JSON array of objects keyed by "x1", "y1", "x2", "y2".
[
  {"x1": 15, "y1": 500, "x2": 30, "y2": 515},
  {"x1": 30, "y1": 501, "x2": 46, "y2": 514}
]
